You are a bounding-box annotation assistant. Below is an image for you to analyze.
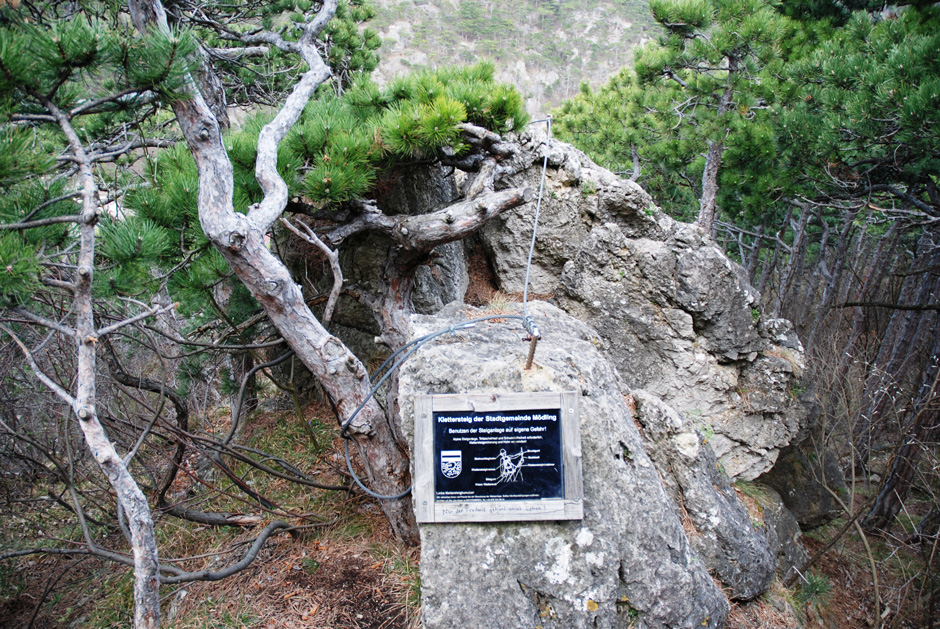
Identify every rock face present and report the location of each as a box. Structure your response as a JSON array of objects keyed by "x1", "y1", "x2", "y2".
[
  {"x1": 759, "y1": 380, "x2": 847, "y2": 530},
  {"x1": 399, "y1": 302, "x2": 730, "y2": 629},
  {"x1": 288, "y1": 131, "x2": 812, "y2": 620},
  {"x1": 479, "y1": 132, "x2": 808, "y2": 481},
  {"x1": 631, "y1": 390, "x2": 775, "y2": 601}
]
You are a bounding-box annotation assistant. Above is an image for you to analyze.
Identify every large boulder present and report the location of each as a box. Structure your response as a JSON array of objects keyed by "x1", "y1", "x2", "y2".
[
  {"x1": 555, "y1": 221, "x2": 803, "y2": 481},
  {"x1": 758, "y1": 379, "x2": 847, "y2": 529},
  {"x1": 761, "y1": 442, "x2": 846, "y2": 529},
  {"x1": 399, "y1": 302, "x2": 729, "y2": 629},
  {"x1": 479, "y1": 132, "x2": 808, "y2": 480}
]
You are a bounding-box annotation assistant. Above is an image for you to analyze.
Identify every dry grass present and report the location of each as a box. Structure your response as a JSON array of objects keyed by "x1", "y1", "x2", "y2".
[
  {"x1": 167, "y1": 526, "x2": 419, "y2": 629},
  {"x1": 727, "y1": 579, "x2": 800, "y2": 628},
  {"x1": 0, "y1": 401, "x2": 422, "y2": 628}
]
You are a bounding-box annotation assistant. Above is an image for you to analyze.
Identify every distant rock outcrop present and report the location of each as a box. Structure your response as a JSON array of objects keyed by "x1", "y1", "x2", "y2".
[{"x1": 370, "y1": 0, "x2": 658, "y2": 113}]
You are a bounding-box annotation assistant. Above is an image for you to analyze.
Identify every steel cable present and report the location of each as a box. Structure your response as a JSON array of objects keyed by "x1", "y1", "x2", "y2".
[{"x1": 337, "y1": 118, "x2": 553, "y2": 500}]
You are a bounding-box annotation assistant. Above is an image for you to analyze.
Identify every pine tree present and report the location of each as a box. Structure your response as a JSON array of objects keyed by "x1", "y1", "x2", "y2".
[
  {"x1": 0, "y1": 7, "x2": 197, "y2": 625},
  {"x1": 781, "y1": 5, "x2": 940, "y2": 215},
  {"x1": 557, "y1": 2, "x2": 940, "y2": 549},
  {"x1": 2, "y1": 2, "x2": 532, "y2": 622},
  {"x1": 781, "y1": 4, "x2": 940, "y2": 534},
  {"x1": 635, "y1": 0, "x2": 788, "y2": 233}
]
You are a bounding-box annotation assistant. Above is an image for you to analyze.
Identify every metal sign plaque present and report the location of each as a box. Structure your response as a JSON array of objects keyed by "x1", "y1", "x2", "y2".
[
  {"x1": 433, "y1": 409, "x2": 564, "y2": 502},
  {"x1": 414, "y1": 392, "x2": 582, "y2": 523}
]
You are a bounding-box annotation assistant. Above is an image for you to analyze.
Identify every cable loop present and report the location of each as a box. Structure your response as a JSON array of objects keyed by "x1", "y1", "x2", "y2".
[{"x1": 335, "y1": 315, "x2": 524, "y2": 500}]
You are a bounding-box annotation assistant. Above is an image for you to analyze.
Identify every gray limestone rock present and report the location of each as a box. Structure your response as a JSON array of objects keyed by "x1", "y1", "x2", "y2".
[
  {"x1": 761, "y1": 443, "x2": 846, "y2": 529},
  {"x1": 632, "y1": 390, "x2": 775, "y2": 601},
  {"x1": 477, "y1": 132, "x2": 809, "y2": 481},
  {"x1": 673, "y1": 242, "x2": 764, "y2": 361},
  {"x1": 756, "y1": 485, "x2": 811, "y2": 582},
  {"x1": 479, "y1": 132, "x2": 662, "y2": 294},
  {"x1": 382, "y1": 162, "x2": 460, "y2": 216},
  {"x1": 490, "y1": 135, "x2": 811, "y2": 481},
  {"x1": 412, "y1": 241, "x2": 470, "y2": 314},
  {"x1": 553, "y1": 220, "x2": 804, "y2": 479},
  {"x1": 759, "y1": 379, "x2": 846, "y2": 530},
  {"x1": 481, "y1": 166, "x2": 588, "y2": 294},
  {"x1": 399, "y1": 302, "x2": 729, "y2": 629}
]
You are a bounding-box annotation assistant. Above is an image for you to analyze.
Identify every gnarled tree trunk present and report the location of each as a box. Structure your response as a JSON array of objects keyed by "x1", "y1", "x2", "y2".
[{"x1": 128, "y1": 0, "x2": 531, "y2": 547}]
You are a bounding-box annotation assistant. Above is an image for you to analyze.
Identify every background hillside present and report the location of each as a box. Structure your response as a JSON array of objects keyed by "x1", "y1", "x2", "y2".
[{"x1": 370, "y1": 0, "x2": 657, "y2": 113}]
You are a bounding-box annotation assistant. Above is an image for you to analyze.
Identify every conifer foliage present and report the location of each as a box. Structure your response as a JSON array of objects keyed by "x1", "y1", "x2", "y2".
[
  {"x1": 1, "y1": 0, "x2": 529, "y2": 625},
  {"x1": 558, "y1": 0, "x2": 788, "y2": 232},
  {"x1": 557, "y1": 1, "x2": 940, "y2": 584}
]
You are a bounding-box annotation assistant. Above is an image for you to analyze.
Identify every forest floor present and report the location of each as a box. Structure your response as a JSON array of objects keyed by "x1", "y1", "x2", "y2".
[
  {"x1": 0, "y1": 404, "x2": 421, "y2": 629},
  {"x1": 0, "y1": 402, "x2": 935, "y2": 628}
]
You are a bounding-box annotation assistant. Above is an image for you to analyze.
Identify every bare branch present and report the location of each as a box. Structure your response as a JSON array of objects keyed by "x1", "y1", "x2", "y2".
[
  {"x1": 329, "y1": 187, "x2": 533, "y2": 252},
  {"x1": 837, "y1": 301, "x2": 940, "y2": 311},
  {"x1": 11, "y1": 306, "x2": 77, "y2": 337},
  {"x1": 69, "y1": 89, "x2": 159, "y2": 118},
  {"x1": 456, "y1": 122, "x2": 517, "y2": 158},
  {"x1": 663, "y1": 68, "x2": 689, "y2": 88},
  {"x1": 0, "y1": 323, "x2": 76, "y2": 406},
  {"x1": 281, "y1": 218, "x2": 343, "y2": 325},
  {"x1": 95, "y1": 301, "x2": 177, "y2": 338},
  {"x1": 159, "y1": 520, "x2": 294, "y2": 584},
  {"x1": 21, "y1": 190, "x2": 84, "y2": 223},
  {"x1": 0, "y1": 214, "x2": 82, "y2": 231},
  {"x1": 88, "y1": 137, "x2": 178, "y2": 164},
  {"x1": 248, "y1": 0, "x2": 338, "y2": 231},
  {"x1": 207, "y1": 45, "x2": 270, "y2": 60},
  {"x1": 41, "y1": 90, "x2": 162, "y2": 629}
]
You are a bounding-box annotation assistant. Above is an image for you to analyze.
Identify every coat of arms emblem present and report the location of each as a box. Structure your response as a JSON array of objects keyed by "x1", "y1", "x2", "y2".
[{"x1": 440, "y1": 450, "x2": 462, "y2": 478}]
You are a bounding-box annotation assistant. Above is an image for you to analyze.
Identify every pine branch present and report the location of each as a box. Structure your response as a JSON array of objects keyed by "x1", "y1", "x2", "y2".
[
  {"x1": 328, "y1": 187, "x2": 533, "y2": 252},
  {"x1": 68, "y1": 89, "x2": 160, "y2": 118},
  {"x1": 0, "y1": 323, "x2": 76, "y2": 407},
  {"x1": 0, "y1": 215, "x2": 82, "y2": 231},
  {"x1": 95, "y1": 301, "x2": 177, "y2": 337},
  {"x1": 207, "y1": 46, "x2": 270, "y2": 60},
  {"x1": 10, "y1": 306, "x2": 77, "y2": 337},
  {"x1": 20, "y1": 190, "x2": 84, "y2": 223},
  {"x1": 88, "y1": 138, "x2": 178, "y2": 164},
  {"x1": 248, "y1": 0, "x2": 337, "y2": 231}
]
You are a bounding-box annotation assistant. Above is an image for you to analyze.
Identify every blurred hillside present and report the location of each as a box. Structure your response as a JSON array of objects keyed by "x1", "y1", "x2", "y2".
[{"x1": 370, "y1": 0, "x2": 657, "y2": 114}]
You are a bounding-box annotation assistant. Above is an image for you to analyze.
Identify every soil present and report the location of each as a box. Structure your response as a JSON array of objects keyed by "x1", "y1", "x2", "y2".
[
  {"x1": 168, "y1": 531, "x2": 416, "y2": 629},
  {"x1": 0, "y1": 406, "x2": 419, "y2": 629}
]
